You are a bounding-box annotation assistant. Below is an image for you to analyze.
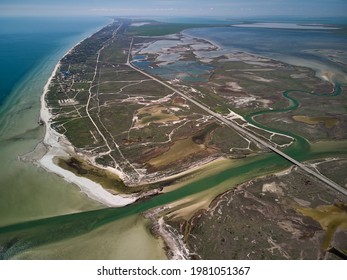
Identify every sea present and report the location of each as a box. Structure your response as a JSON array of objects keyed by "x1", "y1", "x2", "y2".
[{"x1": 0, "y1": 16, "x2": 112, "y2": 226}]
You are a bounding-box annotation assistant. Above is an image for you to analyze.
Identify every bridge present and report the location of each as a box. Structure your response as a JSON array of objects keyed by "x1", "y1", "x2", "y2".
[{"x1": 126, "y1": 39, "x2": 347, "y2": 197}]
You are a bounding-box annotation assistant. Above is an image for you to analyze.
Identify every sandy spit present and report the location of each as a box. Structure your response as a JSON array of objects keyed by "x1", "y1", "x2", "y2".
[{"x1": 39, "y1": 34, "x2": 137, "y2": 207}]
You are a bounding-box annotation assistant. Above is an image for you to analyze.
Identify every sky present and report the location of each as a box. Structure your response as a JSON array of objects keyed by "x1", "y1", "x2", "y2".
[{"x1": 0, "y1": 0, "x2": 346, "y2": 18}]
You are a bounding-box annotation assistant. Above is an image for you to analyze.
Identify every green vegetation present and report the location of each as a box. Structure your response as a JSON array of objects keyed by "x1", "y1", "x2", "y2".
[
  {"x1": 46, "y1": 17, "x2": 347, "y2": 206},
  {"x1": 192, "y1": 123, "x2": 219, "y2": 144},
  {"x1": 179, "y1": 166, "x2": 347, "y2": 259},
  {"x1": 63, "y1": 118, "x2": 98, "y2": 149},
  {"x1": 211, "y1": 126, "x2": 251, "y2": 155},
  {"x1": 293, "y1": 115, "x2": 339, "y2": 128},
  {"x1": 62, "y1": 24, "x2": 116, "y2": 65},
  {"x1": 100, "y1": 41, "x2": 129, "y2": 63},
  {"x1": 137, "y1": 105, "x2": 180, "y2": 126},
  {"x1": 57, "y1": 157, "x2": 153, "y2": 194},
  {"x1": 298, "y1": 204, "x2": 347, "y2": 250},
  {"x1": 126, "y1": 22, "x2": 224, "y2": 36},
  {"x1": 47, "y1": 20, "x2": 250, "y2": 181},
  {"x1": 148, "y1": 138, "x2": 201, "y2": 168}
]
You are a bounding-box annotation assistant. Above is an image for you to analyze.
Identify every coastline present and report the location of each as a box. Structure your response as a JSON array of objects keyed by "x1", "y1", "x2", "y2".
[
  {"x1": 183, "y1": 27, "x2": 347, "y2": 85},
  {"x1": 39, "y1": 27, "x2": 138, "y2": 208},
  {"x1": 144, "y1": 207, "x2": 190, "y2": 260},
  {"x1": 37, "y1": 24, "x2": 232, "y2": 208}
]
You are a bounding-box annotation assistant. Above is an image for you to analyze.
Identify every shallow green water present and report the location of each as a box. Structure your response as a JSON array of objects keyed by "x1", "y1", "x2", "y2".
[
  {"x1": 0, "y1": 60, "x2": 104, "y2": 228},
  {"x1": 0, "y1": 18, "x2": 116, "y2": 228},
  {"x1": 11, "y1": 214, "x2": 167, "y2": 260},
  {"x1": 0, "y1": 152, "x2": 286, "y2": 258},
  {"x1": 3, "y1": 136, "x2": 347, "y2": 259}
]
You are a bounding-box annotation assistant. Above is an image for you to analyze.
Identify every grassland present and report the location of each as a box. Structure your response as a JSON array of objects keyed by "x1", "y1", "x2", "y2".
[
  {"x1": 45, "y1": 18, "x2": 347, "y2": 196},
  {"x1": 126, "y1": 21, "x2": 347, "y2": 260},
  {"x1": 133, "y1": 30, "x2": 347, "y2": 145},
  {"x1": 293, "y1": 116, "x2": 339, "y2": 129},
  {"x1": 47, "y1": 17, "x2": 344, "y2": 190},
  {"x1": 126, "y1": 22, "x2": 225, "y2": 36},
  {"x1": 171, "y1": 168, "x2": 347, "y2": 259},
  {"x1": 45, "y1": 20, "x2": 258, "y2": 188}
]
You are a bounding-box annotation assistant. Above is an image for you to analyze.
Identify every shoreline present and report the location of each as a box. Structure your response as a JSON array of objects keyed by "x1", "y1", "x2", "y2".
[
  {"x1": 39, "y1": 25, "x2": 138, "y2": 207},
  {"x1": 144, "y1": 207, "x2": 190, "y2": 260},
  {"x1": 37, "y1": 23, "x2": 234, "y2": 208},
  {"x1": 183, "y1": 27, "x2": 346, "y2": 85},
  {"x1": 37, "y1": 23, "x2": 308, "y2": 209}
]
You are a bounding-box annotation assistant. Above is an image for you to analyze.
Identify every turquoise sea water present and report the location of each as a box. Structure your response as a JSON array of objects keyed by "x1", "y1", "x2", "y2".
[
  {"x1": 0, "y1": 17, "x2": 112, "y2": 106},
  {"x1": 0, "y1": 17, "x2": 111, "y2": 226}
]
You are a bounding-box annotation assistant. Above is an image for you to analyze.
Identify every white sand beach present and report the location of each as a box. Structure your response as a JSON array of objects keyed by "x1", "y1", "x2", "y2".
[{"x1": 39, "y1": 37, "x2": 138, "y2": 207}]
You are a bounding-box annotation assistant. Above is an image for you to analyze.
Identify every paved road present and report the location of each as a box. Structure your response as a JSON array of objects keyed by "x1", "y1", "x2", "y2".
[{"x1": 126, "y1": 40, "x2": 347, "y2": 196}]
